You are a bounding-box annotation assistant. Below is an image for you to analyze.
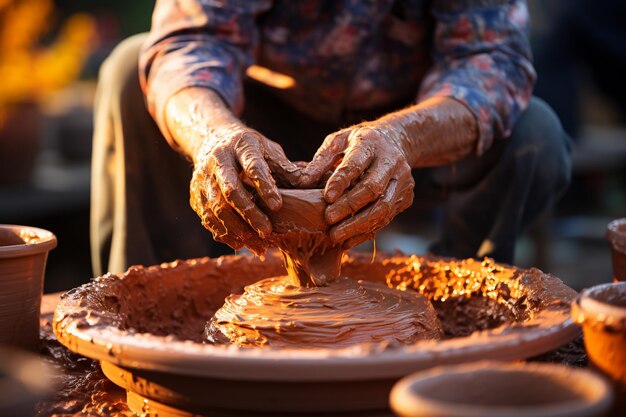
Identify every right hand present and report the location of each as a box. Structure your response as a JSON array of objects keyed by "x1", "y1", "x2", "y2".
[{"x1": 190, "y1": 124, "x2": 301, "y2": 255}]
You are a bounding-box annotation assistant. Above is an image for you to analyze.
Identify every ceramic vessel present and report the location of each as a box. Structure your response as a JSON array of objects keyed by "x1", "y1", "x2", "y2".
[
  {"x1": 53, "y1": 252, "x2": 580, "y2": 415},
  {"x1": 390, "y1": 361, "x2": 613, "y2": 417},
  {"x1": 0, "y1": 225, "x2": 56, "y2": 350},
  {"x1": 606, "y1": 218, "x2": 626, "y2": 282},
  {"x1": 572, "y1": 281, "x2": 626, "y2": 413},
  {"x1": 0, "y1": 346, "x2": 55, "y2": 417}
]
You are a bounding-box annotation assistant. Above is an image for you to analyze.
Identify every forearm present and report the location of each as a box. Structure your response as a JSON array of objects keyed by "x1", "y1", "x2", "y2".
[
  {"x1": 377, "y1": 96, "x2": 478, "y2": 167},
  {"x1": 164, "y1": 87, "x2": 242, "y2": 164}
]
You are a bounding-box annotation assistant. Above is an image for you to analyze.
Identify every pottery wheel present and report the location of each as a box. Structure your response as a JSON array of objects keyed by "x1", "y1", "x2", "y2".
[
  {"x1": 206, "y1": 276, "x2": 443, "y2": 348},
  {"x1": 53, "y1": 252, "x2": 580, "y2": 414}
]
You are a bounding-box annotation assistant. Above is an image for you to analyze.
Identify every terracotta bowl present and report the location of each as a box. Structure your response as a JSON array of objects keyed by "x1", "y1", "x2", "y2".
[
  {"x1": 606, "y1": 218, "x2": 626, "y2": 282},
  {"x1": 53, "y1": 252, "x2": 580, "y2": 414},
  {"x1": 572, "y1": 281, "x2": 626, "y2": 413},
  {"x1": 0, "y1": 347, "x2": 55, "y2": 417},
  {"x1": 390, "y1": 361, "x2": 613, "y2": 417},
  {"x1": 0, "y1": 225, "x2": 56, "y2": 350}
]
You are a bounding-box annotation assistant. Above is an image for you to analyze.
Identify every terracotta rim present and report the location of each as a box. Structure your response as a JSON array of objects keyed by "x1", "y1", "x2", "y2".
[
  {"x1": 53, "y1": 254, "x2": 581, "y2": 382},
  {"x1": 390, "y1": 361, "x2": 613, "y2": 417},
  {"x1": 572, "y1": 282, "x2": 626, "y2": 331},
  {"x1": 0, "y1": 225, "x2": 57, "y2": 259}
]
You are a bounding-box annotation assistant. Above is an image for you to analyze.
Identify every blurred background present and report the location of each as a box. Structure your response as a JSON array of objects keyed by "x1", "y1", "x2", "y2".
[{"x1": 0, "y1": 0, "x2": 623, "y2": 293}]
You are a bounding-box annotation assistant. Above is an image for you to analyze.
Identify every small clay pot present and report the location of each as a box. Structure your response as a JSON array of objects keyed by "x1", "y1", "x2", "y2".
[
  {"x1": 572, "y1": 281, "x2": 626, "y2": 414},
  {"x1": 0, "y1": 225, "x2": 56, "y2": 350},
  {"x1": 606, "y1": 218, "x2": 626, "y2": 282},
  {"x1": 390, "y1": 361, "x2": 613, "y2": 417},
  {"x1": 0, "y1": 346, "x2": 55, "y2": 417}
]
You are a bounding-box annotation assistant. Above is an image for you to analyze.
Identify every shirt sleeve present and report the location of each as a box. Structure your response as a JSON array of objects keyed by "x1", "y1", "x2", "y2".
[
  {"x1": 139, "y1": 0, "x2": 273, "y2": 148},
  {"x1": 418, "y1": 0, "x2": 536, "y2": 155}
]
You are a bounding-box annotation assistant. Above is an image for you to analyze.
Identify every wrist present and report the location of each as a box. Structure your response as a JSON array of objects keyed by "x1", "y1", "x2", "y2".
[
  {"x1": 165, "y1": 87, "x2": 243, "y2": 163},
  {"x1": 378, "y1": 97, "x2": 478, "y2": 168},
  {"x1": 370, "y1": 117, "x2": 419, "y2": 166}
]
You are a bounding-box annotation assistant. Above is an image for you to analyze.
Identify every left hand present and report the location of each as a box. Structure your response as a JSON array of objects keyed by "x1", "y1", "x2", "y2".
[{"x1": 299, "y1": 122, "x2": 415, "y2": 248}]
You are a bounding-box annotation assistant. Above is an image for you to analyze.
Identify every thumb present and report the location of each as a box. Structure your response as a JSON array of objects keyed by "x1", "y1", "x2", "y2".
[
  {"x1": 299, "y1": 130, "x2": 349, "y2": 188},
  {"x1": 264, "y1": 140, "x2": 302, "y2": 187}
]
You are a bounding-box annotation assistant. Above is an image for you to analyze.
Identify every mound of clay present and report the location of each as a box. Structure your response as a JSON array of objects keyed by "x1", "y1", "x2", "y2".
[{"x1": 205, "y1": 276, "x2": 443, "y2": 348}]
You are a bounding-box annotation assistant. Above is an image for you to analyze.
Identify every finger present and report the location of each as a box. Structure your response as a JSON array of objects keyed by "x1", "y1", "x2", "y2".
[
  {"x1": 299, "y1": 130, "x2": 349, "y2": 187},
  {"x1": 264, "y1": 140, "x2": 302, "y2": 187},
  {"x1": 325, "y1": 157, "x2": 395, "y2": 225},
  {"x1": 343, "y1": 233, "x2": 373, "y2": 250},
  {"x1": 204, "y1": 180, "x2": 245, "y2": 250},
  {"x1": 198, "y1": 193, "x2": 228, "y2": 239},
  {"x1": 330, "y1": 178, "x2": 400, "y2": 244},
  {"x1": 207, "y1": 179, "x2": 267, "y2": 254},
  {"x1": 234, "y1": 133, "x2": 282, "y2": 211},
  {"x1": 324, "y1": 135, "x2": 375, "y2": 203},
  {"x1": 189, "y1": 170, "x2": 237, "y2": 246},
  {"x1": 213, "y1": 153, "x2": 273, "y2": 237}
]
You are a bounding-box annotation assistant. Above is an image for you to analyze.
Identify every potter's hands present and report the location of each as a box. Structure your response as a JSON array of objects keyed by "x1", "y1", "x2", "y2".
[
  {"x1": 299, "y1": 122, "x2": 415, "y2": 248},
  {"x1": 190, "y1": 125, "x2": 301, "y2": 255}
]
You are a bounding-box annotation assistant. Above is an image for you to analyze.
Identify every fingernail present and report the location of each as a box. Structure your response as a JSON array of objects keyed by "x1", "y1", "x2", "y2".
[
  {"x1": 326, "y1": 190, "x2": 338, "y2": 202},
  {"x1": 268, "y1": 196, "x2": 281, "y2": 211}
]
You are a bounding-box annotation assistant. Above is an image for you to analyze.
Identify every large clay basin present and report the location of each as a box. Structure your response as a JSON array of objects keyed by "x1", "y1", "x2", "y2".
[{"x1": 53, "y1": 252, "x2": 579, "y2": 414}]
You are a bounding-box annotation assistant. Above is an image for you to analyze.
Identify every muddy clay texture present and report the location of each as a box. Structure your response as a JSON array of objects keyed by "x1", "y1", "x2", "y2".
[
  {"x1": 46, "y1": 252, "x2": 583, "y2": 415},
  {"x1": 263, "y1": 188, "x2": 342, "y2": 287},
  {"x1": 54, "y1": 252, "x2": 576, "y2": 346},
  {"x1": 36, "y1": 315, "x2": 133, "y2": 417},
  {"x1": 206, "y1": 276, "x2": 443, "y2": 348}
]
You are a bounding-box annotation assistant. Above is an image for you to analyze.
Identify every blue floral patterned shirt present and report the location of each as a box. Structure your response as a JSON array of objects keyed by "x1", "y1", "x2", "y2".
[{"x1": 140, "y1": 0, "x2": 535, "y2": 155}]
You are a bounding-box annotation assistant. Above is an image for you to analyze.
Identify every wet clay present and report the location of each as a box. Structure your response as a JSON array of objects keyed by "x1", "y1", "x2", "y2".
[
  {"x1": 53, "y1": 252, "x2": 577, "y2": 346},
  {"x1": 206, "y1": 276, "x2": 442, "y2": 348},
  {"x1": 264, "y1": 189, "x2": 341, "y2": 286},
  {"x1": 37, "y1": 315, "x2": 133, "y2": 417},
  {"x1": 209, "y1": 188, "x2": 443, "y2": 348},
  {"x1": 51, "y1": 253, "x2": 580, "y2": 414}
]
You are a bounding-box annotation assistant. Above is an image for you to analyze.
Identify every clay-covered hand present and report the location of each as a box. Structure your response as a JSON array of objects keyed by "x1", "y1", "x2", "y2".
[
  {"x1": 299, "y1": 97, "x2": 479, "y2": 249},
  {"x1": 299, "y1": 122, "x2": 415, "y2": 249},
  {"x1": 190, "y1": 124, "x2": 301, "y2": 255}
]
